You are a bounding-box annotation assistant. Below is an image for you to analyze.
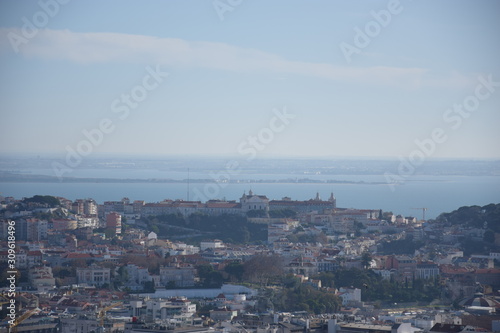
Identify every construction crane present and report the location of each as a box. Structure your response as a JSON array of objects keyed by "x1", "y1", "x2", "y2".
[
  {"x1": 411, "y1": 207, "x2": 428, "y2": 221},
  {"x1": 97, "y1": 301, "x2": 123, "y2": 332},
  {"x1": 0, "y1": 301, "x2": 9, "y2": 312},
  {"x1": 0, "y1": 294, "x2": 10, "y2": 310},
  {"x1": 9, "y1": 307, "x2": 40, "y2": 333}
]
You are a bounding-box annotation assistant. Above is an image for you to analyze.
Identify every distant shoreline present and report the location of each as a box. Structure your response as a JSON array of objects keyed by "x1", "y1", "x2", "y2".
[{"x1": 0, "y1": 172, "x2": 390, "y2": 185}]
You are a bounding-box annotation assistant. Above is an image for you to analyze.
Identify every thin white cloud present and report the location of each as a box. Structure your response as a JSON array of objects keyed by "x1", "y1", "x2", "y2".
[{"x1": 0, "y1": 28, "x2": 473, "y2": 89}]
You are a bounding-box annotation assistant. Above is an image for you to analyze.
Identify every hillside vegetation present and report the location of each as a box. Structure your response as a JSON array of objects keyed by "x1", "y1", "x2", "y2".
[{"x1": 434, "y1": 203, "x2": 500, "y2": 232}]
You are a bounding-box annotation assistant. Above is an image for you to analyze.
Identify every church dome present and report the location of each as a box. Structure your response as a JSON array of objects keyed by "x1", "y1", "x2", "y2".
[{"x1": 459, "y1": 293, "x2": 500, "y2": 308}]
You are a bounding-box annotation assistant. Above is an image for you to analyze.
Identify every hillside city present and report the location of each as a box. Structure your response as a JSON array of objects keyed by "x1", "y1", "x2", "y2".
[
  {"x1": 2, "y1": 0, "x2": 500, "y2": 332},
  {"x1": 0, "y1": 192, "x2": 499, "y2": 333}
]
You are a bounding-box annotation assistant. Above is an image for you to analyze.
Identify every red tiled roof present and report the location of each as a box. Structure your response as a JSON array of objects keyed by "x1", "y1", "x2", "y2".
[
  {"x1": 440, "y1": 265, "x2": 473, "y2": 274},
  {"x1": 475, "y1": 268, "x2": 500, "y2": 274},
  {"x1": 205, "y1": 203, "x2": 240, "y2": 208},
  {"x1": 62, "y1": 253, "x2": 93, "y2": 259}
]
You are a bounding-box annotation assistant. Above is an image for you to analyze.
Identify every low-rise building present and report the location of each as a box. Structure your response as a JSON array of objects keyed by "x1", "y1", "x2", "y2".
[
  {"x1": 337, "y1": 287, "x2": 361, "y2": 307},
  {"x1": 123, "y1": 264, "x2": 153, "y2": 290},
  {"x1": 416, "y1": 262, "x2": 440, "y2": 280},
  {"x1": 29, "y1": 266, "x2": 56, "y2": 292},
  {"x1": 200, "y1": 239, "x2": 225, "y2": 251},
  {"x1": 76, "y1": 264, "x2": 111, "y2": 287},
  {"x1": 210, "y1": 307, "x2": 238, "y2": 322},
  {"x1": 159, "y1": 264, "x2": 196, "y2": 288}
]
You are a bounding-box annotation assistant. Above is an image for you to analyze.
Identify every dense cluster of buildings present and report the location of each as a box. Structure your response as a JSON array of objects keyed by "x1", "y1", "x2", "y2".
[
  {"x1": 96, "y1": 190, "x2": 337, "y2": 218},
  {"x1": 0, "y1": 192, "x2": 499, "y2": 332}
]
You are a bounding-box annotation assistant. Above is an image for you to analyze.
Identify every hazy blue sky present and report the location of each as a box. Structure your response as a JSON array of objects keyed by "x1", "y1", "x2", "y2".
[{"x1": 1, "y1": 0, "x2": 499, "y2": 158}]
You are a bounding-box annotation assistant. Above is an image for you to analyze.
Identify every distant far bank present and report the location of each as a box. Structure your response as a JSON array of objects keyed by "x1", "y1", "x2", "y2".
[
  {"x1": 0, "y1": 171, "x2": 388, "y2": 185},
  {"x1": 0, "y1": 155, "x2": 499, "y2": 179}
]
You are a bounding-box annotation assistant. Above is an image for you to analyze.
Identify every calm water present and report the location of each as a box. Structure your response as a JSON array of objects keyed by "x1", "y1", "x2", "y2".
[{"x1": 1, "y1": 175, "x2": 499, "y2": 219}]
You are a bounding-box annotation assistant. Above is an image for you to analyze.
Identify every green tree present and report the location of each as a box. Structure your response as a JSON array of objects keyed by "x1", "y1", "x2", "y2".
[
  {"x1": 282, "y1": 274, "x2": 302, "y2": 289},
  {"x1": 225, "y1": 261, "x2": 244, "y2": 282},
  {"x1": 313, "y1": 268, "x2": 442, "y2": 303},
  {"x1": 270, "y1": 284, "x2": 341, "y2": 314},
  {"x1": 145, "y1": 213, "x2": 267, "y2": 244},
  {"x1": 354, "y1": 221, "x2": 366, "y2": 237},
  {"x1": 151, "y1": 225, "x2": 160, "y2": 234},
  {"x1": 382, "y1": 211, "x2": 394, "y2": 222},
  {"x1": 246, "y1": 209, "x2": 267, "y2": 217},
  {"x1": 104, "y1": 228, "x2": 116, "y2": 239},
  {"x1": 204, "y1": 271, "x2": 224, "y2": 288},
  {"x1": 196, "y1": 264, "x2": 224, "y2": 288},
  {"x1": 117, "y1": 265, "x2": 129, "y2": 284},
  {"x1": 361, "y1": 252, "x2": 373, "y2": 269},
  {"x1": 484, "y1": 229, "x2": 495, "y2": 243},
  {"x1": 269, "y1": 209, "x2": 297, "y2": 218},
  {"x1": 52, "y1": 267, "x2": 73, "y2": 279},
  {"x1": 197, "y1": 264, "x2": 214, "y2": 278},
  {"x1": 144, "y1": 281, "x2": 155, "y2": 292},
  {"x1": 316, "y1": 272, "x2": 335, "y2": 288},
  {"x1": 24, "y1": 195, "x2": 60, "y2": 207},
  {"x1": 378, "y1": 235, "x2": 424, "y2": 255},
  {"x1": 196, "y1": 303, "x2": 216, "y2": 316},
  {"x1": 243, "y1": 254, "x2": 284, "y2": 286}
]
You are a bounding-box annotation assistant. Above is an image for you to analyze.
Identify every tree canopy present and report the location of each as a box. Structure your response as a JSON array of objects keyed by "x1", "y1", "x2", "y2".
[
  {"x1": 313, "y1": 268, "x2": 441, "y2": 303},
  {"x1": 144, "y1": 213, "x2": 267, "y2": 244},
  {"x1": 435, "y1": 203, "x2": 500, "y2": 232},
  {"x1": 23, "y1": 195, "x2": 60, "y2": 207}
]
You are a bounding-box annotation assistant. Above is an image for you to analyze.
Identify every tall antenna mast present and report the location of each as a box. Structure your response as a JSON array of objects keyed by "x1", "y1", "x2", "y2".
[{"x1": 187, "y1": 168, "x2": 190, "y2": 201}]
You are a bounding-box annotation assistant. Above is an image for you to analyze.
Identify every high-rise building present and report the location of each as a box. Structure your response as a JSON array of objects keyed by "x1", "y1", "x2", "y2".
[
  {"x1": 13, "y1": 218, "x2": 48, "y2": 241},
  {"x1": 73, "y1": 199, "x2": 98, "y2": 216},
  {"x1": 106, "y1": 212, "x2": 122, "y2": 235}
]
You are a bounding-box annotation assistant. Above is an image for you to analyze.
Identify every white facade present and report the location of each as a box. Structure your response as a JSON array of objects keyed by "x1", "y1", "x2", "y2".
[
  {"x1": 170, "y1": 242, "x2": 200, "y2": 256},
  {"x1": 76, "y1": 265, "x2": 111, "y2": 287},
  {"x1": 489, "y1": 252, "x2": 500, "y2": 260},
  {"x1": 210, "y1": 308, "x2": 238, "y2": 321},
  {"x1": 139, "y1": 298, "x2": 196, "y2": 322},
  {"x1": 338, "y1": 287, "x2": 361, "y2": 306},
  {"x1": 240, "y1": 190, "x2": 269, "y2": 213},
  {"x1": 60, "y1": 317, "x2": 99, "y2": 333},
  {"x1": 125, "y1": 264, "x2": 152, "y2": 288},
  {"x1": 159, "y1": 266, "x2": 195, "y2": 287},
  {"x1": 77, "y1": 216, "x2": 100, "y2": 228},
  {"x1": 416, "y1": 263, "x2": 439, "y2": 279},
  {"x1": 16, "y1": 251, "x2": 28, "y2": 269},
  {"x1": 373, "y1": 269, "x2": 392, "y2": 280},
  {"x1": 268, "y1": 225, "x2": 292, "y2": 244},
  {"x1": 434, "y1": 313, "x2": 462, "y2": 325},
  {"x1": 200, "y1": 240, "x2": 224, "y2": 251},
  {"x1": 29, "y1": 266, "x2": 56, "y2": 292}
]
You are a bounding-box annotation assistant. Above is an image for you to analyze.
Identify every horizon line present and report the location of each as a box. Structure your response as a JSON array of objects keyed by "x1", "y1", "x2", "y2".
[{"x1": 1, "y1": 152, "x2": 500, "y2": 161}]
